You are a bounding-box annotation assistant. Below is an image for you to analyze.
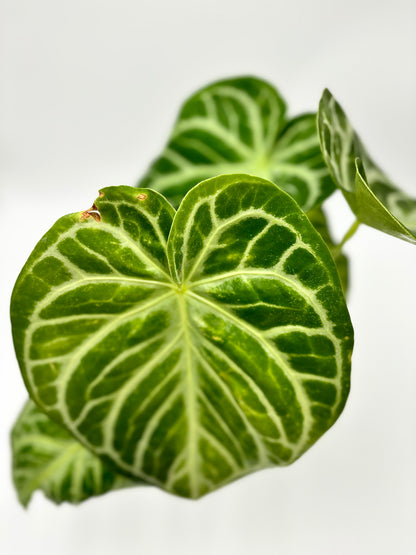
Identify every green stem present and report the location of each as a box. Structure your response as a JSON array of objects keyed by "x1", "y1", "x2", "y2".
[{"x1": 333, "y1": 219, "x2": 360, "y2": 257}]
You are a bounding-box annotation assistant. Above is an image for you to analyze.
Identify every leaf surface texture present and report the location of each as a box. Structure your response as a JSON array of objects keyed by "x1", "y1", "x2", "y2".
[
  {"x1": 318, "y1": 89, "x2": 416, "y2": 244},
  {"x1": 139, "y1": 77, "x2": 335, "y2": 212},
  {"x1": 12, "y1": 400, "x2": 137, "y2": 506},
  {"x1": 11, "y1": 176, "x2": 353, "y2": 498}
]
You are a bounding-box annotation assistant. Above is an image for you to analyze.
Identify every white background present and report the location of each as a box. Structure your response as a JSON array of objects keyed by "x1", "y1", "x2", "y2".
[{"x1": 1, "y1": 1, "x2": 415, "y2": 553}]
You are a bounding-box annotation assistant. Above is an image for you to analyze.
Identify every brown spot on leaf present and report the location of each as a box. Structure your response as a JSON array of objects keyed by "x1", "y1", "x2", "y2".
[
  {"x1": 89, "y1": 211, "x2": 101, "y2": 222},
  {"x1": 80, "y1": 203, "x2": 101, "y2": 222},
  {"x1": 137, "y1": 193, "x2": 147, "y2": 200}
]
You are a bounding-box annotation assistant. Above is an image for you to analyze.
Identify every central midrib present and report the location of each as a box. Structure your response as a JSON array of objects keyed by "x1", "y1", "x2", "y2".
[{"x1": 177, "y1": 292, "x2": 199, "y2": 498}]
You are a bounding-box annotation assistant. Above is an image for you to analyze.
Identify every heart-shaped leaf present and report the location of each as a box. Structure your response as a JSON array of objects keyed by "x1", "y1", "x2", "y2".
[
  {"x1": 318, "y1": 89, "x2": 416, "y2": 244},
  {"x1": 12, "y1": 204, "x2": 349, "y2": 508},
  {"x1": 12, "y1": 399, "x2": 138, "y2": 506},
  {"x1": 139, "y1": 77, "x2": 335, "y2": 212},
  {"x1": 11, "y1": 176, "x2": 353, "y2": 499}
]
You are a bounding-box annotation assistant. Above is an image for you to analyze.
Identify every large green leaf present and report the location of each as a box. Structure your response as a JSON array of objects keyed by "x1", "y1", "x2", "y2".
[
  {"x1": 12, "y1": 399, "x2": 137, "y2": 506},
  {"x1": 139, "y1": 77, "x2": 335, "y2": 212},
  {"x1": 318, "y1": 89, "x2": 416, "y2": 244},
  {"x1": 12, "y1": 209, "x2": 349, "y2": 508},
  {"x1": 11, "y1": 176, "x2": 353, "y2": 499}
]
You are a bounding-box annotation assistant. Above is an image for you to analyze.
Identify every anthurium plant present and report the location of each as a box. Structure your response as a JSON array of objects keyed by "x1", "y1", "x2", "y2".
[{"x1": 10, "y1": 77, "x2": 415, "y2": 506}]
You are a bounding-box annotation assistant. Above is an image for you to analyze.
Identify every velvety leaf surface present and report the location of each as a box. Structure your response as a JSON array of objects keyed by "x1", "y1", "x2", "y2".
[
  {"x1": 318, "y1": 89, "x2": 416, "y2": 244},
  {"x1": 11, "y1": 176, "x2": 353, "y2": 499},
  {"x1": 12, "y1": 399, "x2": 137, "y2": 506},
  {"x1": 139, "y1": 77, "x2": 335, "y2": 212}
]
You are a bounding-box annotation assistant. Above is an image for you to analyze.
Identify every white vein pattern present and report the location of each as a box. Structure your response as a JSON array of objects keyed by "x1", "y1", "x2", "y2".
[
  {"x1": 318, "y1": 90, "x2": 416, "y2": 242},
  {"x1": 12, "y1": 180, "x2": 352, "y2": 499},
  {"x1": 11, "y1": 400, "x2": 133, "y2": 506},
  {"x1": 139, "y1": 77, "x2": 334, "y2": 212},
  {"x1": 180, "y1": 195, "x2": 343, "y2": 458}
]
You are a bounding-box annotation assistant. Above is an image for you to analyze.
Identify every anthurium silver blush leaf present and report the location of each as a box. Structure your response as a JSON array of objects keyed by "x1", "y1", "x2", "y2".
[
  {"x1": 139, "y1": 77, "x2": 335, "y2": 212},
  {"x1": 318, "y1": 89, "x2": 416, "y2": 244},
  {"x1": 11, "y1": 176, "x2": 353, "y2": 499},
  {"x1": 12, "y1": 399, "x2": 138, "y2": 506}
]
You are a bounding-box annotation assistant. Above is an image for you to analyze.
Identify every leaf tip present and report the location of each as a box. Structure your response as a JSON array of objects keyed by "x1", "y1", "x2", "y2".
[{"x1": 322, "y1": 87, "x2": 332, "y2": 98}]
